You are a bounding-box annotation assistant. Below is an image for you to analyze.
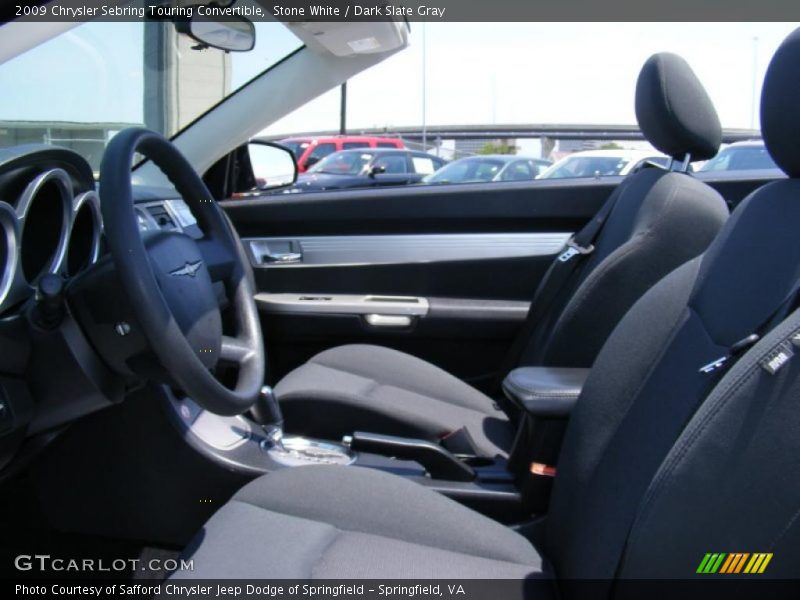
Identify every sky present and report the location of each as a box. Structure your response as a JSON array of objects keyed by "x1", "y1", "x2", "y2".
[
  {"x1": 263, "y1": 22, "x2": 800, "y2": 136},
  {"x1": 0, "y1": 22, "x2": 798, "y2": 137}
]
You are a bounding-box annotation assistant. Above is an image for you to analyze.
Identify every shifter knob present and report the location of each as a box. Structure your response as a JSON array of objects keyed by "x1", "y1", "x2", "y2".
[
  {"x1": 252, "y1": 386, "x2": 286, "y2": 452},
  {"x1": 251, "y1": 385, "x2": 284, "y2": 430}
]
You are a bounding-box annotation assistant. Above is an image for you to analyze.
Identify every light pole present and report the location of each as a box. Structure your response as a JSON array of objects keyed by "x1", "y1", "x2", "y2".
[
  {"x1": 491, "y1": 73, "x2": 497, "y2": 124},
  {"x1": 421, "y1": 22, "x2": 427, "y2": 151},
  {"x1": 340, "y1": 81, "x2": 347, "y2": 135},
  {"x1": 750, "y1": 36, "x2": 759, "y2": 130}
]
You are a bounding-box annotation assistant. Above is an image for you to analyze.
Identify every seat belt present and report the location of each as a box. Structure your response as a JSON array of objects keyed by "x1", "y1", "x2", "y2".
[
  {"x1": 698, "y1": 276, "x2": 800, "y2": 379},
  {"x1": 495, "y1": 179, "x2": 631, "y2": 391},
  {"x1": 613, "y1": 304, "x2": 800, "y2": 583}
]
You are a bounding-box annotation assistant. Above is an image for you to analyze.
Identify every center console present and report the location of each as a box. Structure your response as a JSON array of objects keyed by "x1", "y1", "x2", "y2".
[{"x1": 165, "y1": 368, "x2": 588, "y2": 521}]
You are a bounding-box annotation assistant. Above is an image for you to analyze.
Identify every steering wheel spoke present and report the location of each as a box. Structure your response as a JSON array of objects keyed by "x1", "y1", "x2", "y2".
[
  {"x1": 197, "y1": 236, "x2": 237, "y2": 283},
  {"x1": 221, "y1": 334, "x2": 253, "y2": 365}
]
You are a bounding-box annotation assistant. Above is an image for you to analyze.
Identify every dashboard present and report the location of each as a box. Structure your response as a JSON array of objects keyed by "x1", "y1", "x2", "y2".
[
  {"x1": 0, "y1": 150, "x2": 99, "y2": 316},
  {"x1": 0, "y1": 145, "x2": 196, "y2": 474},
  {"x1": 0, "y1": 147, "x2": 198, "y2": 318}
]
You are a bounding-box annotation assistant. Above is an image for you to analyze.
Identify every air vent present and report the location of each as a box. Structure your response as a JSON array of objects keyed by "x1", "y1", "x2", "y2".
[{"x1": 145, "y1": 205, "x2": 177, "y2": 230}]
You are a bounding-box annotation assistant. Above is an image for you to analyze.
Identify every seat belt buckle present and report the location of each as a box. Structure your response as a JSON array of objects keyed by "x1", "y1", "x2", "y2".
[{"x1": 558, "y1": 238, "x2": 595, "y2": 262}]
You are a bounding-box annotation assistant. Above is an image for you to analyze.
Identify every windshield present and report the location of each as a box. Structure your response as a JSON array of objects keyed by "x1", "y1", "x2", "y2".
[
  {"x1": 424, "y1": 157, "x2": 506, "y2": 183},
  {"x1": 0, "y1": 21, "x2": 302, "y2": 175},
  {"x1": 700, "y1": 145, "x2": 779, "y2": 171},
  {"x1": 308, "y1": 151, "x2": 376, "y2": 175},
  {"x1": 539, "y1": 156, "x2": 631, "y2": 179}
]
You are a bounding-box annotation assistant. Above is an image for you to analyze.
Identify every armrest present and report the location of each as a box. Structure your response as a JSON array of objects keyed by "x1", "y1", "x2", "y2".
[
  {"x1": 504, "y1": 367, "x2": 589, "y2": 514},
  {"x1": 502, "y1": 367, "x2": 589, "y2": 419}
]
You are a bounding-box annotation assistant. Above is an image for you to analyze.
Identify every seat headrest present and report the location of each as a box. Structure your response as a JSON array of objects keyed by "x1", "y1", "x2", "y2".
[
  {"x1": 760, "y1": 27, "x2": 800, "y2": 178},
  {"x1": 635, "y1": 53, "x2": 721, "y2": 162}
]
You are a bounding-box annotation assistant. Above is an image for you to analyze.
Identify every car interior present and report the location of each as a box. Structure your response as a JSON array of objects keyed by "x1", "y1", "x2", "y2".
[{"x1": 0, "y1": 8, "x2": 799, "y2": 594}]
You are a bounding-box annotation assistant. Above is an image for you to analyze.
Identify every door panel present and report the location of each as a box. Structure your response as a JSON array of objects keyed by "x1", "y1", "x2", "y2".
[
  {"x1": 224, "y1": 179, "x2": 612, "y2": 390},
  {"x1": 252, "y1": 255, "x2": 555, "y2": 390},
  {"x1": 222, "y1": 172, "x2": 779, "y2": 391}
]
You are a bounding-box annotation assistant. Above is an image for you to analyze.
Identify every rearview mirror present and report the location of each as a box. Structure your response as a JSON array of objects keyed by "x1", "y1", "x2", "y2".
[
  {"x1": 175, "y1": 9, "x2": 255, "y2": 52},
  {"x1": 248, "y1": 142, "x2": 297, "y2": 191}
]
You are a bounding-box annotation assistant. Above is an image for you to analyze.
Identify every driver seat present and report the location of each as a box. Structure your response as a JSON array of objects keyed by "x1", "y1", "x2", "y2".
[
  {"x1": 273, "y1": 53, "x2": 729, "y2": 457},
  {"x1": 176, "y1": 29, "x2": 800, "y2": 585}
]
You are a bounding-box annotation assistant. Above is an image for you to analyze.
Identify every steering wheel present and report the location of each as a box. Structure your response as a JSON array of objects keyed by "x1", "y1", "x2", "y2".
[{"x1": 99, "y1": 128, "x2": 265, "y2": 415}]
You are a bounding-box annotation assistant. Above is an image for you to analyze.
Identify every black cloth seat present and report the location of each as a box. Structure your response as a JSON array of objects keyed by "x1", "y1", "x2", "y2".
[
  {"x1": 180, "y1": 29, "x2": 800, "y2": 588},
  {"x1": 174, "y1": 465, "x2": 551, "y2": 580},
  {"x1": 275, "y1": 53, "x2": 729, "y2": 455},
  {"x1": 274, "y1": 344, "x2": 515, "y2": 456}
]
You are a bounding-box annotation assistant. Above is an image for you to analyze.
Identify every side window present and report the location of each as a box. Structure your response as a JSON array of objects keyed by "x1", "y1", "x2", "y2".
[
  {"x1": 501, "y1": 160, "x2": 535, "y2": 181},
  {"x1": 343, "y1": 142, "x2": 370, "y2": 150},
  {"x1": 377, "y1": 142, "x2": 400, "y2": 148},
  {"x1": 411, "y1": 156, "x2": 437, "y2": 175},
  {"x1": 475, "y1": 162, "x2": 502, "y2": 180},
  {"x1": 308, "y1": 143, "x2": 337, "y2": 164},
  {"x1": 533, "y1": 162, "x2": 549, "y2": 177},
  {"x1": 373, "y1": 154, "x2": 408, "y2": 174}
]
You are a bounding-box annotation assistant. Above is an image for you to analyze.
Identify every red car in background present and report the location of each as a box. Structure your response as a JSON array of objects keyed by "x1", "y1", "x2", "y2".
[{"x1": 278, "y1": 135, "x2": 405, "y2": 172}]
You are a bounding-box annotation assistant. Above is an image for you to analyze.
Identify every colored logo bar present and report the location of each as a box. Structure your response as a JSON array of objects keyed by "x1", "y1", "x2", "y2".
[{"x1": 696, "y1": 553, "x2": 773, "y2": 574}]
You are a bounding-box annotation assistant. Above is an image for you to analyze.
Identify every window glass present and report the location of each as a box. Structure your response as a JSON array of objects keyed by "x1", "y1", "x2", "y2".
[
  {"x1": 308, "y1": 151, "x2": 375, "y2": 175},
  {"x1": 0, "y1": 21, "x2": 302, "y2": 174},
  {"x1": 374, "y1": 154, "x2": 408, "y2": 174},
  {"x1": 308, "y1": 143, "x2": 337, "y2": 163},
  {"x1": 540, "y1": 156, "x2": 630, "y2": 179},
  {"x1": 424, "y1": 157, "x2": 506, "y2": 184},
  {"x1": 343, "y1": 142, "x2": 370, "y2": 150},
  {"x1": 700, "y1": 145, "x2": 778, "y2": 171},
  {"x1": 411, "y1": 156, "x2": 437, "y2": 174},
  {"x1": 282, "y1": 141, "x2": 309, "y2": 159},
  {"x1": 501, "y1": 160, "x2": 535, "y2": 181}
]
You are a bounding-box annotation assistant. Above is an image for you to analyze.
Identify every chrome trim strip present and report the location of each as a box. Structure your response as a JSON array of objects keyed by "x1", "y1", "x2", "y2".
[
  {"x1": 69, "y1": 191, "x2": 103, "y2": 273},
  {"x1": 0, "y1": 202, "x2": 19, "y2": 307},
  {"x1": 16, "y1": 167, "x2": 73, "y2": 283},
  {"x1": 244, "y1": 232, "x2": 572, "y2": 268},
  {"x1": 256, "y1": 293, "x2": 429, "y2": 316}
]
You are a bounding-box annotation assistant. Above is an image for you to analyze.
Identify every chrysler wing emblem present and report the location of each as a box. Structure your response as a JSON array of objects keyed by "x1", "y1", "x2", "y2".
[{"x1": 169, "y1": 261, "x2": 203, "y2": 278}]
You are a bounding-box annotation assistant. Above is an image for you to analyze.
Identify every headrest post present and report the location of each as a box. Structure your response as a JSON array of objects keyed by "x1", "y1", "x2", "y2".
[
  {"x1": 679, "y1": 153, "x2": 692, "y2": 173},
  {"x1": 666, "y1": 157, "x2": 675, "y2": 172}
]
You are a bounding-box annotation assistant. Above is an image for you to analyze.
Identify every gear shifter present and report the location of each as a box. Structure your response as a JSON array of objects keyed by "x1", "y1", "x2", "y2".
[
  {"x1": 251, "y1": 386, "x2": 354, "y2": 466},
  {"x1": 251, "y1": 386, "x2": 286, "y2": 451}
]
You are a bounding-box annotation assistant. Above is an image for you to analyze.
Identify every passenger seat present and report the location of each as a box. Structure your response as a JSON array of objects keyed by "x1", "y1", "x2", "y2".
[{"x1": 274, "y1": 53, "x2": 730, "y2": 457}]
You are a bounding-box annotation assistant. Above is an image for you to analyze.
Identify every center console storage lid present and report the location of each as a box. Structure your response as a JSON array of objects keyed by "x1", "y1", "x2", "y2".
[{"x1": 502, "y1": 366, "x2": 589, "y2": 418}]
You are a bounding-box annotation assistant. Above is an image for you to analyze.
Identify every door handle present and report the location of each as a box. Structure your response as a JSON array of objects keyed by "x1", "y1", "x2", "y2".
[
  {"x1": 262, "y1": 251, "x2": 302, "y2": 264},
  {"x1": 364, "y1": 314, "x2": 413, "y2": 328}
]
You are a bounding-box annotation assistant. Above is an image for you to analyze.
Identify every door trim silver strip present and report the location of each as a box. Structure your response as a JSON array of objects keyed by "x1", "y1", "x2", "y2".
[
  {"x1": 244, "y1": 233, "x2": 571, "y2": 268},
  {"x1": 255, "y1": 293, "x2": 429, "y2": 316}
]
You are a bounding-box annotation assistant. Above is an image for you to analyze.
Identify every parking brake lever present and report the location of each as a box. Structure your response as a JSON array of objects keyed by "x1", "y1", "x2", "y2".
[{"x1": 345, "y1": 431, "x2": 476, "y2": 481}]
